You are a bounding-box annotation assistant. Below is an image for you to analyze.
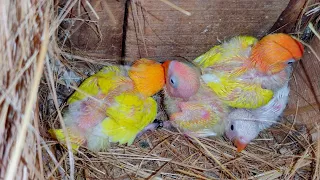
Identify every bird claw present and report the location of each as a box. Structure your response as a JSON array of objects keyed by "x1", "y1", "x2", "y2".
[
  {"x1": 153, "y1": 119, "x2": 164, "y2": 129},
  {"x1": 136, "y1": 119, "x2": 171, "y2": 139}
]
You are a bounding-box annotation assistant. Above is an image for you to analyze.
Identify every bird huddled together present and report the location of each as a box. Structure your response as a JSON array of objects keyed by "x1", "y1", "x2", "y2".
[{"x1": 49, "y1": 33, "x2": 304, "y2": 153}]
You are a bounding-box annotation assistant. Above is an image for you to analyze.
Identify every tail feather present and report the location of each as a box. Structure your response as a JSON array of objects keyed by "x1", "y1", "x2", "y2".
[
  {"x1": 86, "y1": 123, "x2": 111, "y2": 152},
  {"x1": 48, "y1": 128, "x2": 86, "y2": 152}
]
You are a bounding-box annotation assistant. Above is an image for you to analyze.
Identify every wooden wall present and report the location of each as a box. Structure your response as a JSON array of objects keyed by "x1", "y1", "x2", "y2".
[{"x1": 124, "y1": 0, "x2": 289, "y2": 61}]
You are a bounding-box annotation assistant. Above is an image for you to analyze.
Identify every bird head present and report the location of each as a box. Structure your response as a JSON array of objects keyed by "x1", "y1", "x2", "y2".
[
  {"x1": 250, "y1": 33, "x2": 304, "y2": 74},
  {"x1": 128, "y1": 58, "x2": 165, "y2": 97},
  {"x1": 162, "y1": 60, "x2": 201, "y2": 100},
  {"x1": 225, "y1": 109, "x2": 260, "y2": 152}
]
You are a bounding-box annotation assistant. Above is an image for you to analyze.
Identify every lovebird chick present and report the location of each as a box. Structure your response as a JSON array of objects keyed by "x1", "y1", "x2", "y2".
[
  {"x1": 194, "y1": 33, "x2": 303, "y2": 109},
  {"x1": 225, "y1": 82, "x2": 290, "y2": 152},
  {"x1": 162, "y1": 60, "x2": 229, "y2": 137},
  {"x1": 49, "y1": 59, "x2": 165, "y2": 152}
]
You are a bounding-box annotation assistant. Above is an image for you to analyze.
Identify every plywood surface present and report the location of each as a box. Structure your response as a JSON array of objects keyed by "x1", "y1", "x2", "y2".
[
  {"x1": 124, "y1": 0, "x2": 290, "y2": 61},
  {"x1": 286, "y1": 37, "x2": 320, "y2": 131},
  {"x1": 61, "y1": 0, "x2": 126, "y2": 61}
]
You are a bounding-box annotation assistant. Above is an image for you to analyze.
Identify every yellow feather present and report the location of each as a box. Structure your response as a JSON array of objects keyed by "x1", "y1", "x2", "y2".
[
  {"x1": 194, "y1": 36, "x2": 257, "y2": 69},
  {"x1": 194, "y1": 45, "x2": 223, "y2": 68},
  {"x1": 67, "y1": 66, "x2": 125, "y2": 104},
  {"x1": 164, "y1": 84, "x2": 229, "y2": 137},
  {"x1": 193, "y1": 36, "x2": 277, "y2": 109},
  {"x1": 101, "y1": 93, "x2": 157, "y2": 145},
  {"x1": 67, "y1": 76, "x2": 100, "y2": 104},
  {"x1": 48, "y1": 128, "x2": 85, "y2": 152},
  {"x1": 56, "y1": 59, "x2": 163, "y2": 151},
  {"x1": 205, "y1": 76, "x2": 273, "y2": 109}
]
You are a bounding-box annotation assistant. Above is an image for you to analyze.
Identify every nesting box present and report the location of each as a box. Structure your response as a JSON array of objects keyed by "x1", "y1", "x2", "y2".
[{"x1": 1, "y1": 0, "x2": 320, "y2": 179}]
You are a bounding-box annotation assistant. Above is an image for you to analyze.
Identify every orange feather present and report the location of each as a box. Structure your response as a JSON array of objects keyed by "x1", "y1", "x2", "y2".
[
  {"x1": 129, "y1": 58, "x2": 165, "y2": 97},
  {"x1": 250, "y1": 33, "x2": 304, "y2": 74}
]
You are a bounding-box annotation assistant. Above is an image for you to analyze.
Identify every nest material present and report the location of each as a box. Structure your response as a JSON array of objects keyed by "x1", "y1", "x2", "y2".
[
  {"x1": 0, "y1": 0, "x2": 51, "y2": 179},
  {"x1": 1, "y1": 0, "x2": 320, "y2": 179}
]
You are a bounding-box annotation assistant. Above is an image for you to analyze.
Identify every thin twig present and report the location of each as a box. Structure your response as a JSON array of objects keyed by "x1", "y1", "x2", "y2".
[
  {"x1": 175, "y1": 169, "x2": 210, "y2": 180},
  {"x1": 159, "y1": 0, "x2": 191, "y2": 16},
  {"x1": 102, "y1": 0, "x2": 117, "y2": 25},
  {"x1": 190, "y1": 136, "x2": 237, "y2": 180},
  {"x1": 85, "y1": 0, "x2": 99, "y2": 19},
  {"x1": 308, "y1": 23, "x2": 320, "y2": 40}
]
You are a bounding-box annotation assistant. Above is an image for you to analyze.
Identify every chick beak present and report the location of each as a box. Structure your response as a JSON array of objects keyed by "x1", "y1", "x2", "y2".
[{"x1": 234, "y1": 138, "x2": 247, "y2": 152}]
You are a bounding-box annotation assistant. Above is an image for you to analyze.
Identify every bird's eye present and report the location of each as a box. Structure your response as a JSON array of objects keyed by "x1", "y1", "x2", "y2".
[
  {"x1": 170, "y1": 78, "x2": 175, "y2": 84},
  {"x1": 230, "y1": 124, "x2": 234, "y2": 130},
  {"x1": 287, "y1": 59, "x2": 295, "y2": 64},
  {"x1": 169, "y1": 76, "x2": 178, "y2": 88}
]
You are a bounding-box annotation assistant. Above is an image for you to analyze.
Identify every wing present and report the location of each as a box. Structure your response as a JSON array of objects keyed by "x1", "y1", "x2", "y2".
[
  {"x1": 253, "y1": 83, "x2": 290, "y2": 130},
  {"x1": 67, "y1": 66, "x2": 128, "y2": 104},
  {"x1": 194, "y1": 36, "x2": 257, "y2": 70},
  {"x1": 64, "y1": 95, "x2": 108, "y2": 129},
  {"x1": 202, "y1": 74, "x2": 273, "y2": 109},
  {"x1": 194, "y1": 45, "x2": 224, "y2": 69},
  {"x1": 169, "y1": 97, "x2": 228, "y2": 137},
  {"x1": 101, "y1": 93, "x2": 157, "y2": 145}
]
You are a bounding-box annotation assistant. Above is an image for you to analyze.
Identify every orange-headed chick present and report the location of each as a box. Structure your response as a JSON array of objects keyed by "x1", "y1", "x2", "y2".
[
  {"x1": 194, "y1": 33, "x2": 303, "y2": 109},
  {"x1": 49, "y1": 59, "x2": 165, "y2": 152},
  {"x1": 251, "y1": 33, "x2": 304, "y2": 74}
]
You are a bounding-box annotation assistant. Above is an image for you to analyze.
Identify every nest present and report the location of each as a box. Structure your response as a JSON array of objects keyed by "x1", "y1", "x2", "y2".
[{"x1": 1, "y1": 0, "x2": 320, "y2": 179}]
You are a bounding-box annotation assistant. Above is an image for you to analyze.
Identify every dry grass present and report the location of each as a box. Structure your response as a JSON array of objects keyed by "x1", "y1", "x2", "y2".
[
  {"x1": 1, "y1": 0, "x2": 320, "y2": 179},
  {"x1": 0, "y1": 0, "x2": 51, "y2": 179}
]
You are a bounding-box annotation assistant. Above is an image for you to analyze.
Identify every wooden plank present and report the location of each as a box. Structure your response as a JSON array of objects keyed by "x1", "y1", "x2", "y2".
[
  {"x1": 60, "y1": 0, "x2": 126, "y2": 61},
  {"x1": 268, "y1": 0, "x2": 308, "y2": 33},
  {"x1": 124, "y1": 0, "x2": 290, "y2": 62},
  {"x1": 286, "y1": 37, "x2": 320, "y2": 131},
  {"x1": 268, "y1": 0, "x2": 318, "y2": 33}
]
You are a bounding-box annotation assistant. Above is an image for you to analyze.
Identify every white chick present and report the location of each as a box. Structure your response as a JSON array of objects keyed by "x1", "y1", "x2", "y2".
[{"x1": 225, "y1": 82, "x2": 290, "y2": 152}]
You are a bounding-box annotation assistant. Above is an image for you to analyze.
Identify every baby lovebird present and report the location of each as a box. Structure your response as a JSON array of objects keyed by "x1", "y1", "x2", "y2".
[
  {"x1": 194, "y1": 33, "x2": 303, "y2": 109},
  {"x1": 161, "y1": 60, "x2": 229, "y2": 137},
  {"x1": 49, "y1": 59, "x2": 165, "y2": 152},
  {"x1": 225, "y1": 82, "x2": 290, "y2": 152}
]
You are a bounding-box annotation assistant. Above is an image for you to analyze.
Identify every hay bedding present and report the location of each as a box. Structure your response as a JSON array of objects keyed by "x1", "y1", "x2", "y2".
[{"x1": 1, "y1": 0, "x2": 320, "y2": 179}]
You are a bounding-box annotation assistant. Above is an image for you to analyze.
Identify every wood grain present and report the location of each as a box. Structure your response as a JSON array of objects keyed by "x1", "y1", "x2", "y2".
[
  {"x1": 124, "y1": 0, "x2": 290, "y2": 62},
  {"x1": 286, "y1": 37, "x2": 320, "y2": 131},
  {"x1": 60, "y1": 0, "x2": 126, "y2": 62}
]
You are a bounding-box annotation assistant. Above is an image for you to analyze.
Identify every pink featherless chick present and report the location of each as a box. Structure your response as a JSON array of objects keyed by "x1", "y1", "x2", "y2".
[{"x1": 159, "y1": 60, "x2": 229, "y2": 137}]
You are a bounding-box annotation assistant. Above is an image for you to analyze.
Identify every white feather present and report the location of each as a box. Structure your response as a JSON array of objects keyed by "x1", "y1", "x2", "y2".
[
  {"x1": 252, "y1": 83, "x2": 290, "y2": 131},
  {"x1": 225, "y1": 82, "x2": 290, "y2": 143},
  {"x1": 201, "y1": 74, "x2": 220, "y2": 83}
]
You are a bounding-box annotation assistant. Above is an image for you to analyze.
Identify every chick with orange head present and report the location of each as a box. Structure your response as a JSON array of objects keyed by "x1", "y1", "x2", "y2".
[
  {"x1": 49, "y1": 59, "x2": 165, "y2": 152},
  {"x1": 194, "y1": 33, "x2": 303, "y2": 109},
  {"x1": 194, "y1": 33, "x2": 303, "y2": 152}
]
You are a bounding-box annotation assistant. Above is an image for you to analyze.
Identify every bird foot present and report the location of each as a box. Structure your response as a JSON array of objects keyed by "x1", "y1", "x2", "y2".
[{"x1": 136, "y1": 119, "x2": 171, "y2": 138}]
